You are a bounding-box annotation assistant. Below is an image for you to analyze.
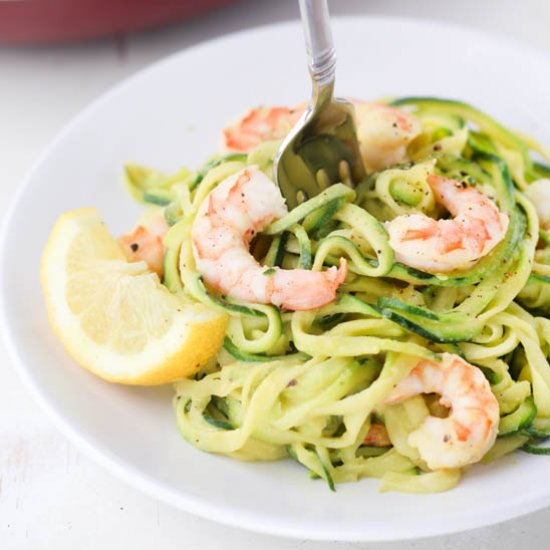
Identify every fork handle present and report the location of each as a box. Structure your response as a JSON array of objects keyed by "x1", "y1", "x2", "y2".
[{"x1": 299, "y1": 0, "x2": 336, "y2": 98}]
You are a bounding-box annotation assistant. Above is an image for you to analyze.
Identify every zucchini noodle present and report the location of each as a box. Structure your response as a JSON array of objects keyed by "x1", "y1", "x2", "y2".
[{"x1": 124, "y1": 96, "x2": 550, "y2": 493}]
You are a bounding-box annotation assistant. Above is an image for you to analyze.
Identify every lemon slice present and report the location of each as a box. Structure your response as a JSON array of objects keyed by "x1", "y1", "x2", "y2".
[{"x1": 40, "y1": 208, "x2": 227, "y2": 385}]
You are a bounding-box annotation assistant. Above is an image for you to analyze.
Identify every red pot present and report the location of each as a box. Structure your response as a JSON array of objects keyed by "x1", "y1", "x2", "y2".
[{"x1": 0, "y1": 0, "x2": 240, "y2": 44}]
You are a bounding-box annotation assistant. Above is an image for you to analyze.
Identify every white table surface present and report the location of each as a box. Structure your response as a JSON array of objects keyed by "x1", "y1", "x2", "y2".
[{"x1": 2, "y1": 0, "x2": 550, "y2": 548}]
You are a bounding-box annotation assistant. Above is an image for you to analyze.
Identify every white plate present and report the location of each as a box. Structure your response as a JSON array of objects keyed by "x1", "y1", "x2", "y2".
[{"x1": 2, "y1": 16, "x2": 550, "y2": 542}]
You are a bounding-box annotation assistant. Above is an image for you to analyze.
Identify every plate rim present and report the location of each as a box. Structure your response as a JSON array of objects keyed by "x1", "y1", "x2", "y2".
[{"x1": 2, "y1": 14, "x2": 550, "y2": 542}]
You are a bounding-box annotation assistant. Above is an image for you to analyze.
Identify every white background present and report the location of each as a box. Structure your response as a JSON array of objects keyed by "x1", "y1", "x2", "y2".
[{"x1": 2, "y1": 0, "x2": 550, "y2": 548}]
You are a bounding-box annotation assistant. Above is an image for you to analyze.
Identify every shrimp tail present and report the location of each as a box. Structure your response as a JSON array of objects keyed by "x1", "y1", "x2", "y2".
[{"x1": 275, "y1": 258, "x2": 347, "y2": 311}]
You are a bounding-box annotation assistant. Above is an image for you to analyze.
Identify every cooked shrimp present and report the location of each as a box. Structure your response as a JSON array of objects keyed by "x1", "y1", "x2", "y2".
[
  {"x1": 384, "y1": 353, "x2": 499, "y2": 470},
  {"x1": 222, "y1": 105, "x2": 305, "y2": 153},
  {"x1": 354, "y1": 101, "x2": 421, "y2": 173},
  {"x1": 222, "y1": 101, "x2": 419, "y2": 175},
  {"x1": 119, "y1": 212, "x2": 168, "y2": 277},
  {"x1": 191, "y1": 166, "x2": 347, "y2": 310},
  {"x1": 525, "y1": 178, "x2": 550, "y2": 230},
  {"x1": 386, "y1": 174, "x2": 509, "y2": 272}
]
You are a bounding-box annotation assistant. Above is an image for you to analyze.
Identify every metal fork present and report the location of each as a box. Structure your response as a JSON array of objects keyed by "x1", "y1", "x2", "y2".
[{"x1": 273, "y1": 0, "x2": 365, "y2": 210}]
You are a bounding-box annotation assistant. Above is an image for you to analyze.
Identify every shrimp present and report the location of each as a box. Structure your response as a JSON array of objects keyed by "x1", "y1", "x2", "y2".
[
  {"x1": 191, "y1": 166, "x2": 347, "y2": 310},
  {"x1": 119, "y1": 212, "x2": 168, "y2": 278},
  {"x1": 353, "y1": 101, "x2": 421, "y2": 173},
  {"x1": 525, "y1": 178, "x2": 550, "y2": 230},
  {"x1": 386, "y1": 174, "x2": 509, "y2": 272},
  {"x1": 384, "y1": 353, "x2": 499, "y2": 470},
  {"x1": 222, "y1": 105, "x2": 305, "y2": 153},
  {"x1": 221, "y1": 101, "x2": 420, "y2": 173}
]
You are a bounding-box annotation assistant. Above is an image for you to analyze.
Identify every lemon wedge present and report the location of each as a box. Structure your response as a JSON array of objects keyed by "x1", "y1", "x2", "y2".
[{"x1": 40, "y1": 208, "x2": 227, "y2": 385}]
